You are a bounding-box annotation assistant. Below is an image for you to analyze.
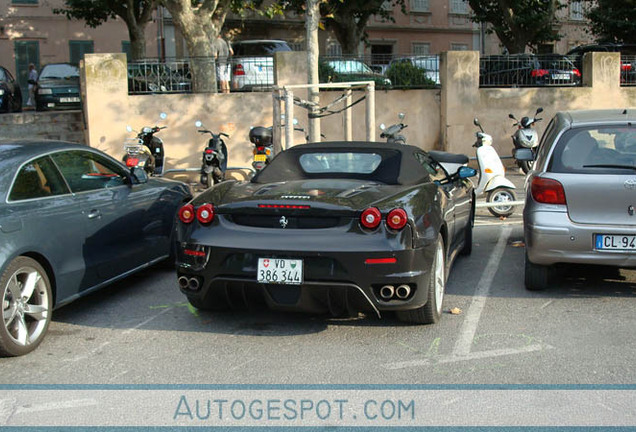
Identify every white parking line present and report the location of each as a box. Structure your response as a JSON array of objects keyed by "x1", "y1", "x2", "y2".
[{"x1": 452, "y1": 225, "x2": 512, "y2": 357}]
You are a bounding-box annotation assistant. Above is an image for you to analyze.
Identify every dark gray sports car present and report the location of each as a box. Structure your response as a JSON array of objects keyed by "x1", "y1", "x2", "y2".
[
  {"x1": 0, "y1": 140, "x2": 191, "y2": 356},
  {"x1": 176, "y1": 142, "x2": 475, "y2": 324}
]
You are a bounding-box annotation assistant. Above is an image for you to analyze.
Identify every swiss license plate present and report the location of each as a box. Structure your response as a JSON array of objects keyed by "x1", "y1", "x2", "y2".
[
  {"x1": 595, "y1": 234, "x2": 636, "y2": 250},
  {"x1": 551, "y1": 73, "x2": 570, "y2": 80},
  {"x1": 254, "y1": 154, "x2": 267, "y2": 162},
  {"x1": 257, "y1": 258, "x2": 303, "y2": 285},
  {"x1": 60, "y1": 97, "x2": 80, "y2": 103}
]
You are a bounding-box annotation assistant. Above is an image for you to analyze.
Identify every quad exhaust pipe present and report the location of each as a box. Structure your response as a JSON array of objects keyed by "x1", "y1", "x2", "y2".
[
  {"x1": 379, "y1": 284, "x2": 411, "y2": 300},
  {"x1": 178, "y1": 276, "x2": 201, "y2": 291}
]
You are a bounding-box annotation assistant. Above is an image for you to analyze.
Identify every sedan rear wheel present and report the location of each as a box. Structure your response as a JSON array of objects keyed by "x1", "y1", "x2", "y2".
[
  {"x1": 397, "y1": 234, "x2": 445, "y2": 324},
  {"x1": 524, "y1": 253, "x2": 551, "y2": 291},
  {"x1": 0, "y1": 257, "x2": 52, "y2": 357}
]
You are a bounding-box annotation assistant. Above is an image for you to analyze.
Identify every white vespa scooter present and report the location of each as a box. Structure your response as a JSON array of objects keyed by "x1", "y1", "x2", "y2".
[{"x1": 472, "y1": 118, "x2": 517, "y2": 217}]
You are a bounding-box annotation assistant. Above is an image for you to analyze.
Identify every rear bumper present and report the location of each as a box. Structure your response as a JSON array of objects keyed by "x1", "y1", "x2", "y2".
[
  {"x1": 525, "y1": 208, "x2": 636, "y2": 267},
  {"x1": 176, "y1": 243, "x2": 434, "y2": 316}
]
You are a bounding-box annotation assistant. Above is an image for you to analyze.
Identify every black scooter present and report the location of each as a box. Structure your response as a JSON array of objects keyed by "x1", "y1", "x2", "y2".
[
  {"x1": 123, "y1": 112, "x2": 167, "y2": 176},
  {"x1": 249, "y1": 126, "x2": 274, "y2": 172},
  {"x1": 195, "y1": 120, "x2": 228, "y2": 188}
]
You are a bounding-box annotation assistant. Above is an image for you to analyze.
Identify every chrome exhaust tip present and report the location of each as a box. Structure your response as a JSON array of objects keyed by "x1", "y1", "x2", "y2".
[
  {"x1": 188, "y1": 277, "x2": 200, "y2": 290},
  {"x1": 379, "y1": 285, "x2": 395, "y2": 300},
  {"x1": 395, "y1": 284, "x2": 411, "y2": 299},
  {"x1": 178, "y1": 276, "x2": 189, "y2": 289}
]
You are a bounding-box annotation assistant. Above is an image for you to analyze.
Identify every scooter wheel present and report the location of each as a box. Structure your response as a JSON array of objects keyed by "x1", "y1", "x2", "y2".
[
  {"x1": 518, "y1": 160, "x2": 532, "y2": 174},
  {"x1": 487, "y1": 187, "x2": 516, "y2": 218}
]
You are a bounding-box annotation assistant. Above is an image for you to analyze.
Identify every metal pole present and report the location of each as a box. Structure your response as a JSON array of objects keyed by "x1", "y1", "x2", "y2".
[
  {"x1": 365, "y1": 82, "x2": 376, "y2": 141},
  {"x1": 344, "y1": 89, "x2": 352, "y2": 141},
  {"x1": 284, "y1": 89, "x2": 294, "y2": 150}
]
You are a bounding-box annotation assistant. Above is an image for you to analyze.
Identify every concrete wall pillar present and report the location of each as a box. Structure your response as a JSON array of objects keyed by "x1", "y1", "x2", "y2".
[{"x1": 440, "y1": 51, "x2": 480, "y2": 152}]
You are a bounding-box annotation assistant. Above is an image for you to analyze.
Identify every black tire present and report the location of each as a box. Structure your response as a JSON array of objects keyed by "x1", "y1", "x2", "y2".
[
  {"x1": 460, "y1": 203, "x2": 474, "y2": 256},
  {"x1": 524, "y1": 253, "x2": 551, "y2": 291},
  {"x1": 487, "y1": 187, "x2": 516, "y2": 218},
  {"x1": 397, "y1": 234, "x2": 445, "y2": 324},
  {"x1": 518, "y1": 160, "x2": 531, "y2": 174},
  {"x1": 0, "y1": 257, "x2": 53, "y2": 357}
]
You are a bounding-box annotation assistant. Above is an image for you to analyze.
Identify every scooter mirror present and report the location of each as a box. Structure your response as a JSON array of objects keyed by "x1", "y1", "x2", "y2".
[
  {"x1": 159, "y1": 112, "x2": 167, "y2": 120},
  {"x1": 195, "y1": 120, "x2": 202, "y2": 128},
  {"x1": 473, "y1": 118, "x2": 480, "y2": 127},
  {"x1": 536, "y1": 107, "x2": 544, "y2": 115},
  {"x1": 508, "y1": 113, "x2": 515, "y2": 119},
  {"x1": 379, "y1": 124, "x2": 386, "y2": 131},
  {"x1": 398, "y1": 112, "x2": 405, "y2": 121},
  {"x1": 293, "y1": 118, "x2": 299, "y2": 125},
  {"x1": 126, "y1": 125, "x2": 133, "y2": 133}
]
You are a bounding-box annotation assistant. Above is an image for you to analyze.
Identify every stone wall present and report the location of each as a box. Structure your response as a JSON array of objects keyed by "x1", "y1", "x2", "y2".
[{"x1": 80, "y1": 51, "x2": 636, "y2": 171}]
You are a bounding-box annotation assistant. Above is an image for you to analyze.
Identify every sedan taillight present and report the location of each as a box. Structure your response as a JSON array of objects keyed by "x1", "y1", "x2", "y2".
[
  {"x1": 386, "y1": 208, "x2": 408, "y2": 230},
  {"x1": 360, "y1": 207, "x2": 382, "y2": 229},
  {"x1": 531, "y1": 177, "x2": 566, "y2": 205}
]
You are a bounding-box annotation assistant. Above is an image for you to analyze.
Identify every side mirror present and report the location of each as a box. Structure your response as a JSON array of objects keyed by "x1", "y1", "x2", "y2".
[
  {"x1": 508, "y1": 113, "x2": 516, "y2": 120},
  {"x1": 379, "y1": 123, "x2": 386, "y2": 131},
  {"x1": 130, "y1": 166, "x2": 148, "y2": 184},
  {"x1": 195, "y1": 120, "x2": 202, "y2": 128},
  {"x1": 159, "y1": 112, "x2": 167, "y2": 120},
  {"x1": 398, "y1": 112, "x2": 405, "y2": 121},
  {"x1": 473, "y1": 118, "x2": 480, "y2": 127},
  {"x1": 126, "y1": 125, "x2": 133, "y2": 133},
  {"x1": 514, "y1": 148, "x2": 534, "y2": 162},
  {"x1": 458, "y1": 166, "x2": 477, "y2": 179},
  {"x1": 536, "y1": 107, "x2": 544, "y2": 115}
]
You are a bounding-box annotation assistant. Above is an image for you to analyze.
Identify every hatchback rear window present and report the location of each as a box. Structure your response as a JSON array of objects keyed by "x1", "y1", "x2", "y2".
[
  {"x1": 549, "y1": 127, "x2": 636, "y2": 174},
  {"x1": 233, "y1": 42, "x2": 292, "y2": 56}
]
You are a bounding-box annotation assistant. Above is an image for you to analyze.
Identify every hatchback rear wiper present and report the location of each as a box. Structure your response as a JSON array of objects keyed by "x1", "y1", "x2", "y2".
[{"x1": 582, "y1": 164, "x2": 636, "y2": 171}]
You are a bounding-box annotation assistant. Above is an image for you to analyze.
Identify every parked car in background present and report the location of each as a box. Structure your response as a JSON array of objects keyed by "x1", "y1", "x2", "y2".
[
  {"x1": 480, "y1": 54, "x2": 581, "y2": 87},
  {"x1": 0, "y1": 66, "x2": 23, "y2": 113},
  {"x1": 127, "y1": 62, "x2": 191, "y2": 94},
  {"x1": 567, "y1": 43, "x2": 636, "y2": 84},
  {"x1": 322, "y1": 59, "x2": 391, "y2": 87},
  {"x1": 175, "y1": 141, "x2": 476, "y2": 324},
  {"x1": 35, "y1": 63, "x2": 81, "y2": 111},
  {"x1": 231, "y1": 40, "x2": 292, "y2": 91},
  {"x1": 518, "y1": 109, "x2": 636, "y2": 290},
  {"x1": 387, "y1": 55, "x2": 440, "y2": 86},
  {"x1": 0, "y1": 140, "x2": 192, "y2": 356}
]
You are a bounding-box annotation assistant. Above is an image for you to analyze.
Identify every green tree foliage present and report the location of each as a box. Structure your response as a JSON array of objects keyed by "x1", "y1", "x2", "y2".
[
  {"x1": 586, "y1": 0, "x2": 636, "y2": 43},
  {"x1": 468, "y1": 0, "x2": 564, "y2": 53},
  {"x1": 281, "y1": 0, "x2": 406, "y2": 55},
  {"x1": 53, "y1": 0, "x2": 155, "y2": 61}
]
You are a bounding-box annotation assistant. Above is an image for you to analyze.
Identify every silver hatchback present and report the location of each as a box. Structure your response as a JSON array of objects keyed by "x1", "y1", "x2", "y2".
[{"x1": 519, "y1": 109, "x2": 636, "y2": 290}]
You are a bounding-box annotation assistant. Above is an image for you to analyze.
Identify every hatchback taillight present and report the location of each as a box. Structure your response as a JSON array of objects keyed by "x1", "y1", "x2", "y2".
[
  {"x1": 531, "y1": 177, "x2": 566, "y2": 205},
  {"x1": 179, "y1": 204, "x2": 195, "y2": 224},
  {"x1": 531, "y1": 69, "x2": 549, "y2": 78},
  {"x1": 196, "y1": 203, "x2": 215, "y2": 224},
  {"x1": 234, "y1": 64, "x2": 245, "y2": 76},
  {"x1": 360, "y1": 207, "x2": 382, "y2": 229},
  {"x1": 386, "y1": 208, "x2": 408, "y2": 230}
]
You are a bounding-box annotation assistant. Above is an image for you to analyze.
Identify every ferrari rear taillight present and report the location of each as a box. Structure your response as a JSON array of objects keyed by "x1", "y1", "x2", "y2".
[
  {"x1": 179, "y1": 204, "x2": 195, "y2": 224},
  {"x1": 360, "y1": 207, "x2": 382, "y2": 229},
  {"x1": 386, "y1": 208, "x2": 408, "y2": 230},
  {"x1": 531, "y1": 177, "x2": 567, "y2": 205},
  {"x1": 196, "y1": 203, "x2": 215, "y2": 224}
]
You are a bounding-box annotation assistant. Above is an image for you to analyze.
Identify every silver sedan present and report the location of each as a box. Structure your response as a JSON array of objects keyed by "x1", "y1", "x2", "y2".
[{"x1": 518, "y1": 109, "x2": 636, "y2": 290}]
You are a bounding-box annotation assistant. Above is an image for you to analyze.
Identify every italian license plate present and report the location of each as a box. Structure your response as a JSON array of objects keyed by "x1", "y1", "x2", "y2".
[
  {"x1": 257, "y1": 258, "x2": 303, "y2": 285},
  {"x1": 551, "y1": 73, "x2": 570, "y2": 80},
  {"x1": 595, "y1": 234, "x2": 636, "y2": 250},
  {"x1": 60, "y1": 97, "x2": 80, "y2": 103},
  {"x1": 254, "y1": 154, "x2": 267, "y2": 162}
]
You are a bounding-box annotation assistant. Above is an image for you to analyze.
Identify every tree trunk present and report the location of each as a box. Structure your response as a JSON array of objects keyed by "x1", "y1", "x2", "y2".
[
  {"x1": 330, "y1": 17, "x2": 363, "y2": 55},
  {"x1": 128, "y1": 22, "x2": 147, "y2": 61}
]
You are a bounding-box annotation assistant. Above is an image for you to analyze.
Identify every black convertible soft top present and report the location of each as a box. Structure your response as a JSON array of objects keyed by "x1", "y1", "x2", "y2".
[{"x1": 252, "y1": 141, "x2": 438, "y2": 186}]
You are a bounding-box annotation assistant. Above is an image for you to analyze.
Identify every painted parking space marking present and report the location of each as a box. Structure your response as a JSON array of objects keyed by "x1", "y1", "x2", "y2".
[{"x1": 386, "y1": 225, "x2": 553, "y2": 370}]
